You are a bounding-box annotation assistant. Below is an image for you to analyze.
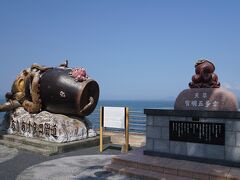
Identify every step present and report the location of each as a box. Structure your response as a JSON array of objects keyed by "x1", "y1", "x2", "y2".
[
  {"x1": 56, "y1": 135, "x2": 111, "y2": 153},
  {"x1": 110, "y1": 155, "x2": 225, "y2": 180},
  {"x1": 0, "y1": 134, "x2": 111, "y2": 156},
  {"x1": 105, "y1": 163, "x2": 192, "y2": 180},
  {"x1": 106, "y1": 148, "x2": 240, "y2": 180},
  {"x1": 0, "y1": 139, "x2": 55, "y2": 156},
  {"x1": 2, "y1": 134, "x2": 57, "y2": 150}
]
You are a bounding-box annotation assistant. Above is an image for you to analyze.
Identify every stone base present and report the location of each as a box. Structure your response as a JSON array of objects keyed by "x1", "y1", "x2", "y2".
[
  {"x1": 0, "y1": 134, "x2": 111, "y2": 156},
  {"x1": 144, "y1": 109, "x2": 240, "y2": 164},
  {"x1": 105, "y1": 147, "x2": 240, "y2": 180},
  {"x1": 6, "y1": 107, "x2": 97, "y2": 143}
]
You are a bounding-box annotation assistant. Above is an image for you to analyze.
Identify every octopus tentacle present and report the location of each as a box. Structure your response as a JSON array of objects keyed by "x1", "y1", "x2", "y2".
[
  {"x1": 80, "y1": 96, "x2": 94, "y2": 113},
  {"x1": 22, "y1": 69, "x2": 42, "y2": 113},
  {"x1": 0, "y1": 100, "x2": 21, "y2": 112},
  {"x1": 31, "y1": 63, "x2": 52, "y2": 72}
]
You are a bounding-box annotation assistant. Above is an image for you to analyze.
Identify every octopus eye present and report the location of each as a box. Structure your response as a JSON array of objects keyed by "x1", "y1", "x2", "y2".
[
  {"x1": 203, "y1": 67, "x2": 211, "y2": 74},
  {"x1": 195, "y1": 68, "x2": 200, "y2": 74}
]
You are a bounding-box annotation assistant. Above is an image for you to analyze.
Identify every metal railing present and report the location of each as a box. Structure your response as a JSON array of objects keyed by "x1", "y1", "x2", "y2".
[
  {"x1": 128, "y1": 111, "x2": 146, "y2": 132},
  {"x1": 88, "y1": 109, "x2": 146, "y2": 133}
]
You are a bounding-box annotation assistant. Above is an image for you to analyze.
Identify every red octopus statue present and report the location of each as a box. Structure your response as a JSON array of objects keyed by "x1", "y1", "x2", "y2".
[{"x1": 189, "y1": 59, "x2": 220, "y2": 88}]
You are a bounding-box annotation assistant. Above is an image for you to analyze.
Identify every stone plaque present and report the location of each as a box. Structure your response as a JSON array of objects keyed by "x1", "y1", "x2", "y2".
[
  {"x1": 174, "y1": 88, "x2": 239, "y2": 111},
  {"x1": 169, "y1": 121, "x2": 225, "y2": 145}
]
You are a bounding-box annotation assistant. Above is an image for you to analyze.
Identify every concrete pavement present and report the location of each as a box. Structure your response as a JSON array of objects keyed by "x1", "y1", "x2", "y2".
[
  {"x1": 0, "y1": 144, "x2": 139, "y2": 180},
  {"x1": 0, "y1": 145, "x2": 18, "y2": 164},
  {"x1": 0, "y1": 130, "x2": 145, "y2": 179},
  {"x1": 16, "y1": 155, "x2": 137, "y2": 180}
]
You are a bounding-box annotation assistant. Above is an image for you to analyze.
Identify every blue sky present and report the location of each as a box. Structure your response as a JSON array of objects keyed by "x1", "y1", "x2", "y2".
[{"x1": 0, "y1": 0, "x2": 240, "y2": 100}]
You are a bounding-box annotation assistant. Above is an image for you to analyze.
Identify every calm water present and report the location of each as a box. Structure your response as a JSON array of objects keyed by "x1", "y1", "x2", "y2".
[
  {"x1": 0, "y1": 99, "x2": 174, "y2": 114},
  {"x1": 88, "y1": 100, "x2": 174, "y2": 131},
  {"x1": 1, "y1": 97, "x2": 240, "y2": 132},
  {"x1": 95, "y1": 100, "x2": 174, "y2": 111},
  {"x1": 0, "y1": 98, "x2": 174, "y2": 132}
]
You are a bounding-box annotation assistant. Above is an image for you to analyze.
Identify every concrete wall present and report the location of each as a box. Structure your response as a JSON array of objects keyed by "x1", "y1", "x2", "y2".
[{"x1": 144, "y1": 109, "x2": 240, "y2": 163}]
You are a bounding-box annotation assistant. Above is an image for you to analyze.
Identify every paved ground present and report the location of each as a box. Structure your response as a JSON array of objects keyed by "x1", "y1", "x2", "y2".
[
  {"x1": 0, "y1": 145, "x2": 18, "y2": 164},
  {"x1": 0, "y1": 144, "x2": 138, "y2": 180}
]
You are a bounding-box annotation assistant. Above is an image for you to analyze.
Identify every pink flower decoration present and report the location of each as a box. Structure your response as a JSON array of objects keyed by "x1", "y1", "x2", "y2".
[{"x1": 70, "y1": 68, "x2": 88, "y2": 82}]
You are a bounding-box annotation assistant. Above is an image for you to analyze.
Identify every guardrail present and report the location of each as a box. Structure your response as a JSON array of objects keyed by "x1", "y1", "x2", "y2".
[{"x1": 88, "y1": 109, "x2": 146, "y2": 133}]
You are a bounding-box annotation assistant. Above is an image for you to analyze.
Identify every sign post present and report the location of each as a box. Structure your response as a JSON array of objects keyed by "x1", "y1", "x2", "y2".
[
  {"x1": 100, "y1": 106, "x2": 104, "y2": 152},
  {"x1": 99, "y1": 106, "x2": 129, "y2": 153},
  {"x1": 124, "y1": 107, "x2": 129, "y2": 152}
]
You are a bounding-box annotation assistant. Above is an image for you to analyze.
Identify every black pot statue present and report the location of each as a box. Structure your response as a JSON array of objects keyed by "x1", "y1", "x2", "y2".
[{"x1": 0, "y1": 60, "x2": 99, "y2": 117}]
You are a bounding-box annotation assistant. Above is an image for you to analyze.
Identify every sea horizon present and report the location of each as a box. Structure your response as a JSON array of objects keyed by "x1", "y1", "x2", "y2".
[
  {"x1": 0, "y1": 99, "x2": 174, "y2": 131},
  {"x1": 1, "y1": 98, "x2": 240, "y2": 132}
]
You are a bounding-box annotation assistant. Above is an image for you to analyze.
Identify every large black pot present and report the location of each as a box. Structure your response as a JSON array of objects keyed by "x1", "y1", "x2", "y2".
[{"x1": 39, "y1": 68, "x2": 99, "y2": 117}]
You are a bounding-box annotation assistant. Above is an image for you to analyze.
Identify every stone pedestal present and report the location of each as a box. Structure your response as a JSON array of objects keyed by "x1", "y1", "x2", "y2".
[
  {"x1": 7, "y1": 107, "x2": 97, "y2": 143},
  {"x1": 144, "y1": 109, "x2": 240, "y2": 164}
]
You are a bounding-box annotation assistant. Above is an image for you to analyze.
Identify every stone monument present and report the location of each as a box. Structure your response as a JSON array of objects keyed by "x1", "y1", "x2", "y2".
[
  {"x1": 0, "y1": 60, "x2": 99, "y2": 143},
  {"x1": 144, "y1": 59, "x2": 240, "y2": 164},
  {"x1": 106, "y1": 59, "x2": 240, "y2": 179}
]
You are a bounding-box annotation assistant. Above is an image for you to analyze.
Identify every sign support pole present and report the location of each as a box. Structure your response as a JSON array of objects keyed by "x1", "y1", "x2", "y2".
[
  {"x1": 125, "y1": 107, "x2": 129, "y2": 153},
  {"x1": 100, "y1": 106, "x2": 103, "y2": 152}
]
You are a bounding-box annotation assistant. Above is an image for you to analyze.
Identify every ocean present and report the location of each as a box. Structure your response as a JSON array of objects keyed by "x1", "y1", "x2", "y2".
[
  {"x1": 2, "y1": 96, "x2": 240, "y2": 133},
  {"x1": 95, "y1": 100, "x2": 174, "y2": 111},
  {"x1": 88, "y1": 100, "x2": 174, "y2": 132},
  {"x1": 0, "y1": 98, "x2": 174, "y2": 132}
]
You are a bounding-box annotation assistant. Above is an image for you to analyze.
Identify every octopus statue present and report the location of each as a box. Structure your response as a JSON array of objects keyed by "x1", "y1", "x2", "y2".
[
  {"x1": 0, "y1": 61, "x2": 99, "y2": 117},
  {"x1": 189, "y1": 59, "x2": 220, "y2": 88}
]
